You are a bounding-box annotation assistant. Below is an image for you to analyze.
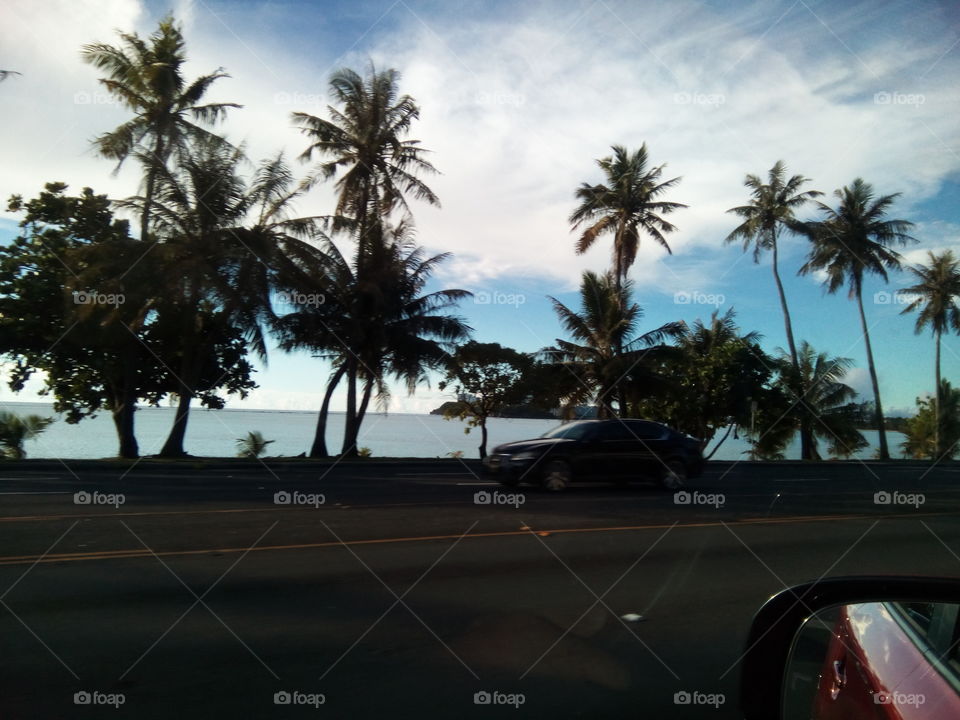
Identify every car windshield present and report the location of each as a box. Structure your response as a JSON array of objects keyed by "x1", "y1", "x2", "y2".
[{"x1": 541, "y1": 422, "x2": 595, "y2": 440}]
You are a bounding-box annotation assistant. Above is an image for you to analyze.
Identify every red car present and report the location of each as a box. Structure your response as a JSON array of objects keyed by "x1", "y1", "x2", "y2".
[{"x1": 812, "y1": 601, "x2": 960, "y2": 719}]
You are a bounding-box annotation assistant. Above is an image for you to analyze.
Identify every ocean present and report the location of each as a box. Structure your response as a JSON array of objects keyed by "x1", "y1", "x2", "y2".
[{"x1": 0, "y1": 401, "x2": 904, "y2": 461}]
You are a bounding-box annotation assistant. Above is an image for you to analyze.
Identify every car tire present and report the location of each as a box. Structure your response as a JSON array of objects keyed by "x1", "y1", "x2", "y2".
[
  {"x1": 542, "y1": 460, "x2": 573, "y2": 491},
  {"x1": 659, "y1": 460, "x2": 687, "y2": 490}
]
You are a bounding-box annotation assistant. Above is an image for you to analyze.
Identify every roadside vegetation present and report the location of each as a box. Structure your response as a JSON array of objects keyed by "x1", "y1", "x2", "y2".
[{"x1": 0, "y1": 15, "x2": 955, "y2": 461}]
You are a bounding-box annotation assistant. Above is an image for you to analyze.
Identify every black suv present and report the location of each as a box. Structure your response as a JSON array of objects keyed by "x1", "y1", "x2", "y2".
[{"x1": 481, "y1": 419, "x2": 704, "y2": 491}]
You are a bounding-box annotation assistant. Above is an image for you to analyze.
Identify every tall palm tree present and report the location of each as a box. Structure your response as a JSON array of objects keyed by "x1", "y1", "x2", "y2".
[
  {"x1": 291, "y1": 64, "x2": 438, "y2": 252},
  {"x1": 291, "y1": 64, "x2": 442, "y2": 446},
  {"x1": 82, "y1": 16, "x2": 240, "y2": 239},
  {"x1": 119, "y1": 143, "x2": 321, "y2": 456},
  {"x1": 798, "y1": 178, "x2": 917, "y2": 459},
  {"x1": 725, "y1": 161, "x2": 821, "y2": 369},
  {"x1": 570, "y1": 144, "x2": 686, "y2": 291},
  {"x1": 899, "y1": 250, "x2": 960, "y2": 456},
  {"x1": 544, "y1": 270, "x2": 682, "y2": 419},
  {"x1": 747, "y1": 342, "x2": 866, "y2": 460}
]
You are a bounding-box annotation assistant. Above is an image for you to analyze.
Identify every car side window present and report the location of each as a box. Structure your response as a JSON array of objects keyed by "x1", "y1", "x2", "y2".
[
  {"x1": 626, "y1": 421, "x2": 667, "y2": 440},
  {"x1": 597, "y1": 423, "x2": 632, "y2": 441}
]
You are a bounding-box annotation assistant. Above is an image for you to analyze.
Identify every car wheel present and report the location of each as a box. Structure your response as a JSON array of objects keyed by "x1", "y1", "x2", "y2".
[
  {"x1": 542, "y1": 460, "x2": 573, "y2": 491},
  {"x1": 659, "y1": 460, "x2": 687, "y2": 490}
]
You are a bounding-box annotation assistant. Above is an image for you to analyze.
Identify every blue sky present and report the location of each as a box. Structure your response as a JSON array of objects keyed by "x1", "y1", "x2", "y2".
[{"x1": 1, "y1": 0, "x2": 959, "y2": 416}]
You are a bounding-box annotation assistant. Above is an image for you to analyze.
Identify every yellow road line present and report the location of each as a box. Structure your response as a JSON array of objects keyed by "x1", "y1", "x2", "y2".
[{"x1": 0, "y1": 511, "x2": 953, "y2": 567}]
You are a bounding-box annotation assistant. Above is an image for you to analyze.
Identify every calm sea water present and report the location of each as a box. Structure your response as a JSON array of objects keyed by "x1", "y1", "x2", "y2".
[{"x1": 1, "y1": 401, "x2": 904, "y2": 461}]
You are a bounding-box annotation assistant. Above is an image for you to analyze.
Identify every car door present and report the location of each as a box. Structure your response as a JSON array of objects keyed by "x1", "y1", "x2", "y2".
[
  {"x1": 623, "y1": 421, "x2": 670, "y2": 477},
  {"x1": 581, "y1": 421, "x2": 632, "y2": 480}
]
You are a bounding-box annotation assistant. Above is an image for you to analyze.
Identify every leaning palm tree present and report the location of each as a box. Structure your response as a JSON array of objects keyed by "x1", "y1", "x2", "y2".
[
  {"x1": 275, "y1": 223, "x2": 471, "y2": 457},
  {"x1": 798, "y1": 179, "x2": 917, "y2": 459},
  {"x1": 291, "y1": 65, "x2": 438, "y2": 255},
  {"x1": 570, "y1": 144, "x2": 686, "y2": 291},
  {"x1": 119, "y1": 143, "x2": 321, "y2": 456},
  {"x1": 899, "y1": 250, "x2": 960, "y2": 457},
  {"x1": 543, "y1": 270, "x2": 683, "y2": 419},
  {"x1": 725, "y1": 161, "x2": 821, "y2": 369},
  {"x1": 82, "y1": 16, "x2": 240, "y2": 239}
]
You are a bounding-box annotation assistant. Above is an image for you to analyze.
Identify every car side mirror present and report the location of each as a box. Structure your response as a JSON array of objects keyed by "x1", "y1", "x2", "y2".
[{"x1": 740, "y1": 576, "x2": 960, "y2": 719}]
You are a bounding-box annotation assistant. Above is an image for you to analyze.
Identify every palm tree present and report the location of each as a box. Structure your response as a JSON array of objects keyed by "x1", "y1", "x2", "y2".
[
  {"x1": 275, "y1": 224, "x2": 471, "y2": 457},
  {"x1": 236, "y1": 431, "x2": 274, "y2": 458},
  {"x1": 798, "y1": 178, "x2": 917, "y2": 459},
  {"x1": 570, "y1": 144, "x2": 686, "y2": 291},
  {"x1": 0, "y1": 412, "x2": 53, "y2": 459},
  {"x1": 725, "y1": 161, "x2": 821, "y2": 368},
  {"x1": 82, "y1": 15, "x2": 240, "y2": 239},
  {"x1": 725, "y1": 161, "x2": 821, "y2": 458},
  {"x1": 544, "y1": 270, "x2": 682, "y2": 419},
  {"x1": 0, "y1": 70, "x2": 21, "y2": 82},
  {"x1": 899, "y1": 250, "x2": 960, "y2": 457},
  {"x1": 119, "y1": 143, "x2": 321, "y2": 456},
  {"x1": 747, "y1": 342, "x2": 867, "y2": 460},
  {"x1": 291, "y1": 64, "x2": 443, "y2": 449},
  {"x1": 291, "y1": 64, "x2": 439, "y2": 253}
]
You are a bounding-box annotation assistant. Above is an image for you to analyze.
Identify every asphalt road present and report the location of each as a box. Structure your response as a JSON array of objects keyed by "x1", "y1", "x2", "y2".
[{"x1": 1, "y1": 459, "x2": 959, "y2": 719}]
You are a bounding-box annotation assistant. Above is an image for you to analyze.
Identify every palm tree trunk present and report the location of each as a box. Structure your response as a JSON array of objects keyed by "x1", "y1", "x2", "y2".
[
  {"x1": 771, "y1": 235, "x2": 809, "y2": 458},
  {"x1": 856, "y1": 288, "x2": 889, "y2": 460},
  {"x1": 935, "y1": 329, "x2": 942, "y2": 457},
  {"x1": 160, "y1": 388, "x2": 193, "y2": 457},
  {"x1": 310, "y1": 363, "x2": 347, "y2": 458},
  {"x1": 140, "y1": 135, "x2": 164, "y2": 240},
  {"x1": 478, "y1": 417, "x2": 489, "y2": 459},
  {"x1": 112, "y1": 351, "x2": 139, "y2": 458},
  {"x1": 355, "y1": 379, "x2": 373, "y2": 434},
  {"x1": 341, "y1": 359, "x2": 358, "y2": 457}
]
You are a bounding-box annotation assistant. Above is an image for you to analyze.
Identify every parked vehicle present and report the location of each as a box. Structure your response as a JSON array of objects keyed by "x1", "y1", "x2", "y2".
[{"x1": 481, "y1": 419, "x2": 704, "y2": 491}]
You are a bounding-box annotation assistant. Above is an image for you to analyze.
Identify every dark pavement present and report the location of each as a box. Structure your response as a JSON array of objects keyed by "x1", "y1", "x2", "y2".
[{"x1": 1, "y1": 459, "x2": 959, "y2": 718}]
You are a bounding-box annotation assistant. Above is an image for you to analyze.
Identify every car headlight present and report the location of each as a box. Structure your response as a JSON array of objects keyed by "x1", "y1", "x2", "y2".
[{"x1": 510, "y1": 450, "x2": 540, "y2": 461}]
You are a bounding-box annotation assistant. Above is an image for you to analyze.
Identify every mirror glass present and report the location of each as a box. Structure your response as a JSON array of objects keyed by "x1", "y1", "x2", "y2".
[{"x1": 784, "y1": 601, "x2": 960, "y2": 719}]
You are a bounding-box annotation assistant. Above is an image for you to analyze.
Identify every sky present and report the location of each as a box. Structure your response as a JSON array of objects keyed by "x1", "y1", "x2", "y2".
[{"x1": 1, "y1": 0, "x2": 959, "y2": 417}]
